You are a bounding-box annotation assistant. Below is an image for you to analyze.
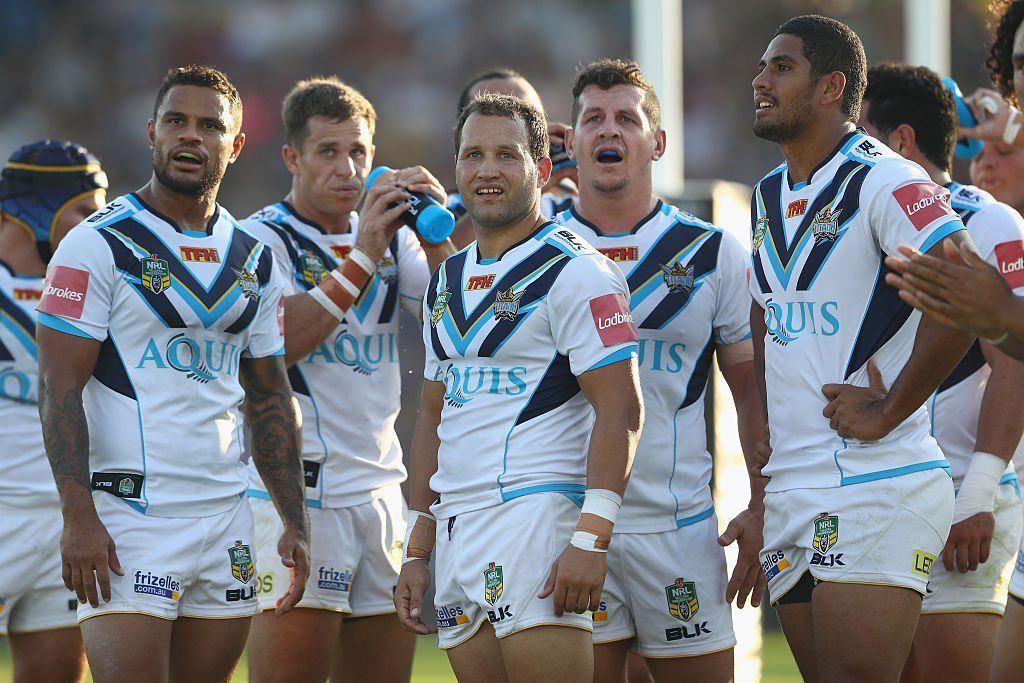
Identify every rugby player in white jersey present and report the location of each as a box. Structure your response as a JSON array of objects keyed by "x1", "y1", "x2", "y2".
[
  {"x1": 750, "y1": 16, "x2": 976, "y2": 681},
  {"x1": 240, "y1": 76, "x2": 454, "y2": 683},
  {"x1": 0, "y1": 140, "x2": 106, "y2": 683},
  {"x1": 553, "y1": 59, "x2": 764, "y2": 683},
  {"x1": 394, "y1": 94, "x2": 644, "y2": 682},
  {"x1": 858, "y1": 62, "x2": 1024, "y2": 682},
  {"x1": 35, "y1": 66, "x2": 310, "y2": 682}
]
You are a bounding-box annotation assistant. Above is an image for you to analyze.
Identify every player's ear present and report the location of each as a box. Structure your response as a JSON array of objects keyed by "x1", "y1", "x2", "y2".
[
  {"x1": 536, "y1": 156, "x2": 552, "y2": 188},
  {"x1": 564, "y1": 126, "x2": 576, "y2": 159},
  {"x1": 652, "y1": 128, "x2": 667, "y2": 161},
  {"x1": 821, "y1": 71, "x2": 847, "y2": 108},
  {"x1": 891, "y1": 123, "x2": 916, "y2": 157},
  {"x1": 229, "y1": 132, "x2": 246, "y2": 164},
  {"x1": 282, "y1": 144, "x2": 300, "y2": 175},
  {"x1": 147, "y1": 119, "x2": 156, "y2": 150}
]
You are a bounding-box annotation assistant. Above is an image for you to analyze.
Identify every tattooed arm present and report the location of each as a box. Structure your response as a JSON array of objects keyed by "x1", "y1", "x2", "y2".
[
  {"x1": 239, "y1": 354, "x2": 310, "y2": 615},
  {"x1": 37, "y1": 325, "x2": 123, "y2": 607}
]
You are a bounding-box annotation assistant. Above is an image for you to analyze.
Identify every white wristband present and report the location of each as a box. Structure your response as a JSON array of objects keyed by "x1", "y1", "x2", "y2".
[
  {"x1": 953, "y1": 451, "x2": 1006, "y2": 524},
  {"x1": 329, "y1": 270, "x2": 361, "y2": 298},
  {"x1": 308, "y1": 286, "x2": 346, "y2": 322},
  {"x1": 1004, "y1": 110, "x2": 1024, "y2": 146},
  {"x1": 580, "y1": 488, "x2": 622, "y2": 525},
  {"x1": 348, "y1": 247, "x2": 377, "y2": 276},
  {"x1": 570, "y1": 530, "x2": 607, "y2": 553},
  {"x1": 402, "y1": 510, "x2": 436, "y2": 564}
]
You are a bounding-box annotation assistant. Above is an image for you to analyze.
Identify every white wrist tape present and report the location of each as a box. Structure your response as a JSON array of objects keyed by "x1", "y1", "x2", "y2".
[
  {"x1": 329, "y1": 269, "x2": 362, "y2": 298},
  {"x1": 348, "y1": 247, "x2": 377, "y2": 276},
  {"x1": 580, "y1": 488, "x2": 622, "y2": 524},
  {"x1": 570, "y1": 530, "x2": 607, "y2": 553},
  {"x1": 953, "y1": 451, "x2": 1006, "y2": 524},
  {"x1": 1005, "y1": 109, "x2": 1024, "y2": 146},
  {"x1": 402, "y1": 510, "x2": 436, "y2": 564},
  {"x1": 569, "y1": 489, "x2": 622, "y2": 553},
  {"x1": 308, "y1": 286, "x2": 346, "y2": 322}
]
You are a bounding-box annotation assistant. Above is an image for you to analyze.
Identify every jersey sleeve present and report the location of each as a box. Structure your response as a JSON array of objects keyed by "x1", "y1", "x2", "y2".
[
  {"x1": 714, "y1": 230, "x2": 752, "y2": 345},
  {"x1": 970, "y1": 203, "x2": 1024, "y2": 296},
  {"x1": 548, "y1": 254, "x2": 639, "y2": 376},
  {"x1": 36, "y1": 226, "x2": 115, "y2": 341},
  {"x1": 243, "y1": 251, "x2": 286, "y2": 358},
  {"x1": 239, "y1": 220, "x2": 300, "y2": 296},
  {"x1": 396, "y1": 227, "x2": 431, "y2": 317},
  {"x1": 866, "y1": 159, "x2": 965, "y2": 256}
]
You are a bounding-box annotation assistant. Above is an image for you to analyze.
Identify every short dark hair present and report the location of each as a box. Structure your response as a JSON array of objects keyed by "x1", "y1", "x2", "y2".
[
  {"x1": 457, "y1": 69, "x2": 527, "y2": 114},
  {"x1": 776, "y1": 15, "x2": 867, "y2": 122},
  {"x1": 570, "y1": 59, "x2": 661, "y2": 129},
  {"x1": 153, "y1": 65, "x2": 242, "y2": 130},
  {"x1": 454, "y1": 94, "x2": 549, "y2": 163},
  {"x1": 987, "y1": 0, "x2": 1024, "y2": 106},
  {"x1": 863, "y1": 64, "x2": 956, "y2": 172},
  {"x1": 282, "y1": 76, "x2": 377, "y2": 147}
]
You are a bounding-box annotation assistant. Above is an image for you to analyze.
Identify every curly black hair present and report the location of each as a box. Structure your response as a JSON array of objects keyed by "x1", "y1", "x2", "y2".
[{"x1": 986, "y1": 0, "x2": 1024, "y2": 106}]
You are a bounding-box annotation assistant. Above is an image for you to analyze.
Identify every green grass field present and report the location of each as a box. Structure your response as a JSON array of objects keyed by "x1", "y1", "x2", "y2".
[{"x1": 0, "y1": 631, "x2": 801, "y2": 681}]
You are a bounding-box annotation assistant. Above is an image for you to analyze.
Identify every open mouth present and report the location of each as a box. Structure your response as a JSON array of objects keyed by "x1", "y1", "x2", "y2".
[
  {"x1": 755, "y1": 96, "x2": 776, "y2": 114},
  {"x1": 171, "y1": 149, "x2": 204, "y2": 170},
  {"x1": 596, "y1": 148, "x2": 623, "y2": 164},
  {"x1": 475, "y1": 187, "x2": 503, "y2": 197}
]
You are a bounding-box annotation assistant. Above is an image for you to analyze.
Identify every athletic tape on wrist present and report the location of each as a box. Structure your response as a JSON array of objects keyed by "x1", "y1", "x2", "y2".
[
  {"x1": 402, "y1": 510, "x2": 436, "y2": 564},
  {"x1": 1005, "y1": 110, "x2": 1024, "y2": 146},
  {"x1": 329, "y1": 270, "x2": 361, "y2": 298},
  {"x1": 571, "y1": 489, "x2": 622, "y2": 553},
  {"x1": 314, "y1": 258, "x2": 371, "y2": 320},
  {"x1": 308, "y1": 286, "x2": 346, "y2": 322},
  {"x1": 570, "y1": 530, "x2": 607, "y2": 553},
  {"x1": 348, "y1": 247, "x2": 377, "y2": 276},
  {"x1": 953, "y1": 451, "x2": 1006, "y2": 524}
]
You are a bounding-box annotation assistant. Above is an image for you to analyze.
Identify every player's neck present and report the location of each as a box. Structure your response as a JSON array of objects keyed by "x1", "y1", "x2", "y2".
[
  {"x1": 0, "y1": 222, "x2": 45, "y2": 276},
  {"x1": 574, "y1": 182, "x2": 658, "y2": 235},
  {"x1": 473, "y1": 210, "x2": 547, "y2": 261},
  {"x1": 284, "y1": 189, "x2": 351, "y2": 234},
  {"x1": 779, "y1": 120, "x2": 856, "y2": 185},
  {"x1": 137, "y1": 177, "x2": 219, "y2": 234}
]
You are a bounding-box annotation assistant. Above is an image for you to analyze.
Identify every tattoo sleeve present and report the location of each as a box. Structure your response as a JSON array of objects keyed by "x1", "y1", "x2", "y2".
[
  {"x1": 240, "y1": 356, "x2": 309, "y2": 538},
  {"x1": 38, "y1": 379, "x2": 92, "y2": 500}
]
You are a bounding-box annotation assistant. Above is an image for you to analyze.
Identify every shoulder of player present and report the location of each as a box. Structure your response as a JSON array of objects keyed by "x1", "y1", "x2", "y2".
[
  {"x1": 540, "y1": 223, "x2": 600, "y2": 258},
  {"x1": 966, "y1": 200, "x2": 1024, "y2": 256},
  {"x1": 236, "y1": 214, "x2": 290, "y2": 251}
]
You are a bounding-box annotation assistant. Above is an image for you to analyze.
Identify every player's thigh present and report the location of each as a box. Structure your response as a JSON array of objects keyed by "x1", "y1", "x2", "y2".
[
  {"x1": 911, "y1": 613, "x2": 1000, "y2": 683},
  {"x1": 498, "y1": 624, "x2": 593, "y2": 683},
  {"x1": 446, "y1": 620, "x2": 508, "y2": 683},
  {"x1": 9, "y1": 627, "x2": 86, "y2": 683},
  {"x1": 774, "y1": 583, "x2": 818, "y2": 683},
  {"x1": 331, "y1": 613, "x2": 414, "y2": 683},
  {"x1": 593, "y1": 638, "x2": 631, "y2": 683},
  {"x1": 80, "y1": 613, "x2": 173, "y2": 683},
  {"x1": 644, "y1": 647, "x2": 734, "y2": 683},
  {"x1": 991, "y1": 595, "x2": 1024, "y2": 683},
  {"x1": 247, "y1": 608, "x2": 343, "y2": 683},
  {"x1": 812, "y1": 581, "x2": 923, "y2": 682},
  {"x1": 168, "y1": 616, "x2": 250, "y2": 683}
]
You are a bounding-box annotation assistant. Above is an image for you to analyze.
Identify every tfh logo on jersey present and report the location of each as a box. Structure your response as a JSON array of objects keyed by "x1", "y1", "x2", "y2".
[
  {"x1": 598, "y1": 246, "x2": 639, "y2": 262},
  {"x1": 483, "y1": 563, "x2": 503, "y2": 605},
  {"x1": 233, "y1": 267, "x2": 260, "y2": 301},
  {"x1": 466, "y1": 274, "x2": 495, "y2": 291},
  {"x1": 665, "y1": 578, "x2": 699, "y2": 622},
  {"x1": 179, "y1": 246, "x2": 220, "y2": 263},
  {"x1": 812, "y1": 513, "x2": 839, "y2": 554},
  {"x1": 13, "y1": 288, "x2": 41, "y2": 301},
  {"x1": 786, "y1": 199, "x2": 807, "y2": 218},
  {"x1": 893, "y1": 182, "x2": 955, "y2": 231},
  {"x1": 492, "y1": 288, "x2": 524, "y2": 321},
  {"x1": 430, "y1": 288, "x2": 451, "y2": 327},
  {"x1": 330, "y1": 245, "x2": 352, "y2": 260},
  {"x1": 660, "y1": 262, "x2": 695, "y2": 294},
  {"x1": 589, "y1": 293, "x2": 638, "y2": 347},
  {"x1": 133, "y1": 570, "x2": 181, "y2": 600},
  {"x1": 811, "y1": 206, "x2": 842, "y2": 243},
  {"x1": 995, "y1": 240, "x2": 1024, "y2": 289},
  {"x1": 228, "y1": 541, "x2": 254, "y2": 584},
  {"x1": 38, "y1": 265, "x2": 89, "y2": 319},
  {"x1": 141, "y1": 255, "x2": 171, "y2": 295}
]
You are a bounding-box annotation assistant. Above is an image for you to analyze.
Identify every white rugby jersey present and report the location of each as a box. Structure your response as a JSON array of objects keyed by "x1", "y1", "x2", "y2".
[
  {"x1": 241, "y1": 202, "x2": 430, "y2": 508},
  {"x1": 556, "y1": 201, "x2": 751, "y2": 532},
  {"x1": 928, "y1": 183, "x2": 1023, "y2": 487},
  {"x1": 423, "y1": 222, "x2": 639, "y2": 519},
  {"x1": 0, "y1": 261, "x2": 54, "y2": 506},
  {"x1": 749, "y1": 131, "x2": 966, "y2": 491},
  {"x1": 37, "y1": 193, "x2": 285, "y2": 517}
]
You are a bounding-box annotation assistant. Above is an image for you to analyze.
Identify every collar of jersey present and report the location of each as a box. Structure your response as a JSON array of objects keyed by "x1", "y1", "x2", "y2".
[
  {"x1": 278, "y1": 201, "x2": 355, "y2": 236},
  {"x1": 567, "y1": 199, "x2": 666, "y2": 237},
  {"x1": 129, "y1": 192, "x2": 221, "y2": 238},
  {"x1": 472, "y1": 220, "x2": 558, "y2": 264},
  {"x1": 785, "y1": 129, "x2": 859, "y2": 191}
]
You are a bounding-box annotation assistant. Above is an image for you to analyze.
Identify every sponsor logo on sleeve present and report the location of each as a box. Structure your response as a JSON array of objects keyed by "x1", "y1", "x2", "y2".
[
  {"x1": 37, "y1": 265, "x2": 89, "y2": 319},
  {"x1": 995, "y1": 240, "x2": 1024, "y2": 289},
  {"x1": 892, "y1": 182, "x2": 956, "y2": 231},
  {"x1": 589, "y1": 292, "x2": 638, "y2": 347}
]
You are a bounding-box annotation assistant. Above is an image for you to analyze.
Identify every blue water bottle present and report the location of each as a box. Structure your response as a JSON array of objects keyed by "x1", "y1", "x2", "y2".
[
  {"x1": 942, "y1": 77, "x2": 984, "y2": 160},
  {"x1": 365, "y1": 166, "x2": 454, "y2": 244}
]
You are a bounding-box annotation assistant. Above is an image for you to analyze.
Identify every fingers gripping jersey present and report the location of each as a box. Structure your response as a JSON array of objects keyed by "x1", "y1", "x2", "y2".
[
  {"x1": 36, "y1": 193, "x2": 286, "y2": 517},
  {"x1": 929, "y1": 183, "x2": 1024, "y2": 486},
  {"x1": 555, "y1": 201, "x2": 751, "y2": 532},
  {"x1": 240, "y1": 202, "x2": 431, "y2": 508},
  {"x1": 0, "y1": 261, "x2": 53, "y2": 505},
  {"x1": 423, "y1": 223, "x2": 638, "y2": 518},
  {"x1": 749, "y1": 132, "x2": 966, "y2": 491}
]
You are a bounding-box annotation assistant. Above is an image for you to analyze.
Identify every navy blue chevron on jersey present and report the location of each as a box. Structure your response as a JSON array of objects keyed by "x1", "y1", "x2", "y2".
[
  {"x1": 749, "y1": 131, "x2": 966, "y2": 491},
  {"x1": 239, "y1": 202, "x2": 431, "y2": 509},
  {"x1": 929, "y1": 182, "x2": 1024, "y2": 487},
  {"x1": 36, "y1": 193, "x2": 286, "y2": 517},
  {"x1": 557, "y1": 201, "x2": 751, "y2": 532},
  {"x1": 423, "y1": 222, "x2": 638, "y2": 519},
  {"x1": 0, "y1": 260, "x2": 54, "y2": 506}
]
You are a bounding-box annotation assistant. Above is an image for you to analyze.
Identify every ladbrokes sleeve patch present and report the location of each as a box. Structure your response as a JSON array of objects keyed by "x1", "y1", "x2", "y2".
[
  {"x1": 38, "y1": 265, "x2": 89, "y2": 319},
  {"x1": 892, "y1": 182, "x2": 956, "y2": 231},
  {"x1": 589, "y1": 292, "x2": 638, "y2": 347},
  {"x1": 995, "y1": 240, "x2": 1024, "y2": 289}
]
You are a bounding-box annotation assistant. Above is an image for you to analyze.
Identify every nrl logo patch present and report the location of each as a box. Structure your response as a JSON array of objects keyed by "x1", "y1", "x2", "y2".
[
  {"x1": 753, "y1": 215, "x2": 769, "y2": 250},
  {"x1": 430, "y1": 288, "x2": 451, "y2": 328},
  {"x1": 141, "y1": 254, "x2": 170, "y2": 295},
  {"x1": 233, "y1": 267, "x2": 260, "y2": 301},
  {"x1": 812, "y1": 513, "x2": 839, "y2": 554},
  {"x1": 228, "y1": 540, "x2": 254, "y2": 584},
  {"x1": 118, "y1": 477, "x2": 135, "y2": 496},
  {"x1": 660, "y1": 262, "x2": 695, "y2": 294},
  {"x1": 300, "y1": 251, "x2": 326, "y2": 286},
  {"x1": 665, "y1": 578, "x2": 699, "y2": 621},
  {"x1": 492, "y1": 287, "x2": 524, "y2": 321},
  {"x1": 811, "y1": 206, "x2": 842, "y2": 243},
  {"x1": 483, "y1": 563, "x2": 503, "y2": 605}
]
